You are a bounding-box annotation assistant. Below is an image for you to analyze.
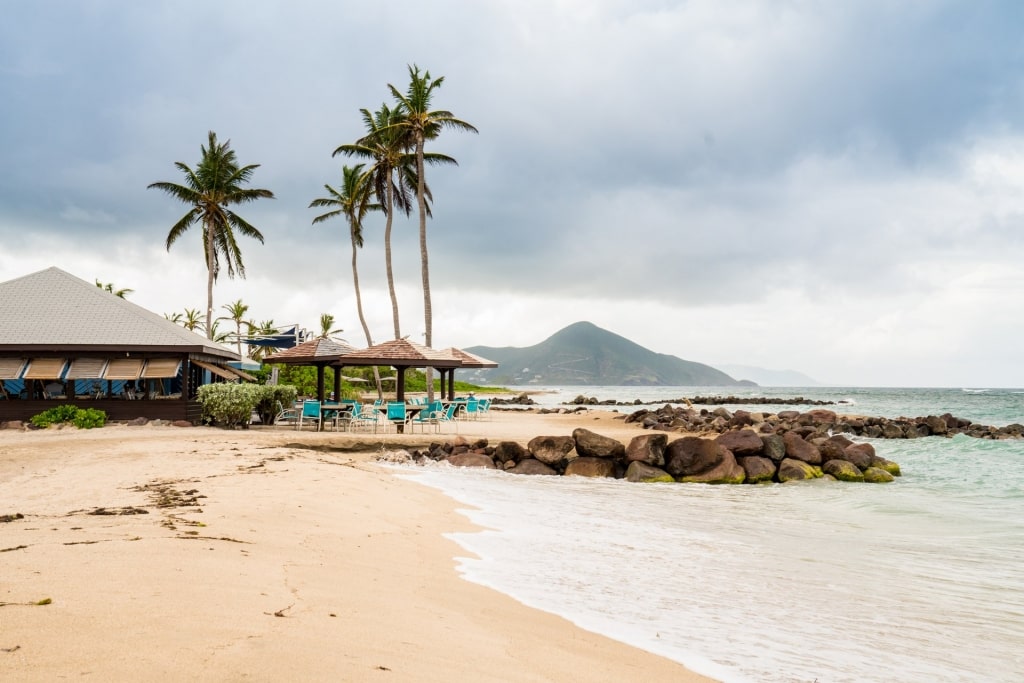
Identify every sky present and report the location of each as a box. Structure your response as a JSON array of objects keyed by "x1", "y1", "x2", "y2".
[{"x1": 2, "y1": 0, "x2": 1023, "y2": 387}]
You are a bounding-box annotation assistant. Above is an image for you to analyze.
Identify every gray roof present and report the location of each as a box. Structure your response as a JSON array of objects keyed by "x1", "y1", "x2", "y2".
[{"x1": 0, "y1": 267, "x2": 239, "y2": 359}]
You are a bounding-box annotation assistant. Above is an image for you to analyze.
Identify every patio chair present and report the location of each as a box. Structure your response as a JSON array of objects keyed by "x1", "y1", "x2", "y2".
[
  {"x1": 349, "y1": 403, "x2": 380, "y2": 433},
  {"x1": 296, "y1": 400, "x2": 321, "y2": 431},
  {"x1": 462, "y1": 397, "x2": 480, "y2": 421},
  {"x1": 410, "y1": 400, "x2": 443, "y2": 433},
  {"x1": 321, "y1": 402, "x2": 351, "y2": 432},
  {"x1": 477, "y1": 398, "x2": 491, "y2": 420},
  {"x1": 275, "y1": 401, "x2": 302, "y2": 426},
  {"x1": 385, "y1": 401, "x2": 407, "y2": 432},
  {"x1": 435, "y1": 402, "x2": 459, "y2": 433}
]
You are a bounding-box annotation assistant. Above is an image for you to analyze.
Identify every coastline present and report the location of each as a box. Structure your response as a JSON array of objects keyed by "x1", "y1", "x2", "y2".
[{"x1": 0, "y1": 416, "x2": 713, "y2": 682}]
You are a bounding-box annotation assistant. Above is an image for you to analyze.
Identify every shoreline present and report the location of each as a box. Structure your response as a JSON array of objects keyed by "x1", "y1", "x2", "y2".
[{"x1": 0, "y1": 417, "x2": 714, "y2": 682}]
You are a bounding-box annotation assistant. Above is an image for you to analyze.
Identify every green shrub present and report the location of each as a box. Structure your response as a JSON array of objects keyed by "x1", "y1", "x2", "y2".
[
  {"x1": 196, "y1": 383, "x2": 263, "y2": 428},
  {"x1": 253, "y1": 384, "x2": 297, "y2": 425},
  {"x1": 30, "y1": 405, "x2": 107, "y2": 429}
]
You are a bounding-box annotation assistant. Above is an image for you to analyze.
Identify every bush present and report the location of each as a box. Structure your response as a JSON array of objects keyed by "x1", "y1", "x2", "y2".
[
  {"x1": 253, "y1": 384, "x2": 297, "y2": 425},
  {"x1": 30, "y1": 405, "x2": 107, "y2": 429},
  {"x1": 197, "y1": 383, "x2": 260, "y2": 428}
]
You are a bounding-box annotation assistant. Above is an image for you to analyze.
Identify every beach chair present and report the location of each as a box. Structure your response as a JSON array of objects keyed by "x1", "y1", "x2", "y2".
[
  {"x1": 296, "y1": 400, "x2": 321, "y2": 431},
  {"x1": 385, "y1": 401, "x2": 407, "y2": 432},
  {"x1": 436, "y1": 402, "x2": 459, "y2": 433},
  {"x1": 477, "y1": 398, "x2": 491, "y2": 420},
  {"x1": 462, "y1": 397, "x2": 480, "y2": 421},
  {"x1": 410, "y1": 400, "x2": 444, "y2": 433},
  {"x1": 275, "y1": 401, "x2": 302, "y2": 426},
  {"x1": 349, "y1": 403, "x2": 380, "y2": 433}
]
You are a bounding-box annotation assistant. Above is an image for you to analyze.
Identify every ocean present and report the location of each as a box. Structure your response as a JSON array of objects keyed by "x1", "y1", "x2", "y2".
[{"x1": 398, "y1": 387, "x2": 1024, "y2": 683}]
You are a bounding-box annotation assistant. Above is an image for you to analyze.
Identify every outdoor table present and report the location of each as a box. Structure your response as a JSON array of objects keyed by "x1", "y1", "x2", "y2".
[
  {"x1": 372, "y1": 403, "x2": 423, "y2": 434},
  {"x1": 320, "y1": 403, "x2": 353, "y2": 432}
]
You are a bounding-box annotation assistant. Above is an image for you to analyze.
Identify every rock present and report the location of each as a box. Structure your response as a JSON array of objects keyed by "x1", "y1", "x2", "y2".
[
  {"x1": 777, "y1": 458, "x2": 820, "y2": 482},
  {"x1": 624, "y1": 461, "x2": 674, "y2": 483},
  {"x1": 923, "y1": 415, "x2": 948, "y2": 435},
  {"x1": 528, "y1": 435, "x2": 576, "y2": 466},
  {"x1": 126, "y1": 417, "x2": 149, "y2": 426},
  {"x1": 760, "y1": 434, "x2": 787, "y2": 462},
  {"x1": 624, "y1": 433, "x2": 667, "y2": 466},
  {"x1": 171, "y1": 420, "x2": 193, "y2": 428},
  {"x1": 509, "y1": 459, "x2": 558, "y2": 476},
  {"x1": 716, "y1": 429, "x2": 765, "y2": 456},
  {"x1": 870, "y1": 456, "x2": 902, "y2": 476},
  {"x1": 664, "y1": 437, "x2": 726, "y2": 478},
  {"x1": 679, "y1": 451, "x2": 746, "y2": 484},
  {"x1": 446, "y1": 453, "x2": 496, "y2": 469},
  {"x1": 737, "y1": 456, "x2": 776, "y2": 483},
  {"x1": 1, "y1": 420, "x2": 25, "y2": 430},
  {"x1": 817, "y1": 439, "x2": 847, "y2": 462},
  {"x1": 880, "y1": 423, "x2": 904, "y2": 439},
  {"x1": 783, "y1": 432, "x2": 822, "y2": 465},
  {"x1": 822, "y1": 459, "x2": 865, "y2": 482},
  {"x1": 711, "y1": 406, "x2": 733, "y2": 420},
  {"x1": 862, "y1": 466, "x2": 895, "y2": 483},
  {"x1": 844, "y1": 443, "x2": 875, "y2": 469},
  {"x1": 572, "y1": 428, "x2": 626, "y2": 459},
  {"x1": 492, "y1": 441, "x2": 528, "y2": 465},
  {"x1": 563, "y1": 457, "x2": 616, "y2": 478},
  {"x1": 805, "y1": 409, "x2": 838, "y2": 424}
]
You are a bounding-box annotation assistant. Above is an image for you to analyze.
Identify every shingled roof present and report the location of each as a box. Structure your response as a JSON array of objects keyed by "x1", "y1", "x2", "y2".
[
  {"x1": 338, "y1": 338, "x2": 461, "y2": 368},
  {"x1": 440, "y1": 347, "x2": 499, "y2": 368},
  {"x1": 0, "y1": 267, "x2": 238, "y2": 359}
]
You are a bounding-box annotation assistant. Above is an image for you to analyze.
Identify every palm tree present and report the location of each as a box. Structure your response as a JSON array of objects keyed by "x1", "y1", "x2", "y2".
[
  {"x1": 148, "y1": 131, "x2": 275, "y2": 338},
  {"x1": 181, "y1": 307, "x2": 204, "y2": 332},
  {"x1": 218, "y1": 299, "x2": 250, "y2": 357},
  {"x1": 95, "y1": 280, "x2": 134, "y2": 298},
  {"x1": 317, "y1": 313, "x2": 345, "y2": 339},
  {"x1": 163, "y1": 311, "x2": 184, "y2": 324},
  {"x1": 204, "y1": 319, "x2": 232, "y2": 344},
  {"x1": 339, "y1": 105, "x2": 454, "y2": 342},
  {"x1": 310, "y1": 165, "x2": 385, "y2": 396},
  {"x1": 247, "y1": 319, "x2": 277, "y2": 361},
  {"x1": 388, "y1": 64, "x2": 477, "y2": 398}
]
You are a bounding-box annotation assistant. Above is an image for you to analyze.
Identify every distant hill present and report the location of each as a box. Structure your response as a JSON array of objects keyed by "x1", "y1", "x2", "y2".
[
  {"x1": 464, "y1": 321, "x2": 746, "y2": 386},
  {"x1": 714, "y1": 364, "x2": 822, "y2": 387}
]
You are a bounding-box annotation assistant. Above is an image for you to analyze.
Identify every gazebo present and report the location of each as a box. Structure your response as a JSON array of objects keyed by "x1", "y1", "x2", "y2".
[
  {"x1": 334, "y1": 339, "x2": 461, "y2": 402},
  {"x1": 0, "y1": 267, "x2": 245, "y2": 423},
  {"x1": 263, "y1": 337, "x2": 358, "y2": 403},
  {"x1": 439, "y1": 347, "x2": 499, "y2": 399}
]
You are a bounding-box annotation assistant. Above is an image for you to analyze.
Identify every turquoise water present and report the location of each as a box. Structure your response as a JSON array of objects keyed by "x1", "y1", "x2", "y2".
[{"x1": 403, "y1": 387, "x2": 1024, "y2": 682}]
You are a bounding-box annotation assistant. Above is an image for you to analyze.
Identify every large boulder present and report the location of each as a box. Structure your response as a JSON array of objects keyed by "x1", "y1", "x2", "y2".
[
  {"x1": 844, "y1": 443, "x2": 875, "y2": 469},
  {"x1": 817, "y1": 438, "x2": 847, "y2": 463},
  {"x1": 572, "y1": 428, "x2": 626, "y2": 460},
  {"x1": 509, "y1": 459, "x2": 558, "y2": 476},
  {"x1": 678, "y1": 451, "x2": 745, "y2": 484},
  {"x1": 822, "y1": 459, "x2": 865, "y2": 482},
  {"x1": 528, "y1": 435, "x2": 576, "y2": 467},
  {"x1": 923, "y1": 415, "x2": 948, "y2": 435},
  {"x1": 783, "y1": 432, "x2": 822, "y2": 465},
  {"x1": 760, "y1": 434, "x2": 787, "y2": 462},
  {"x1": 564, "y1": 457, "x2": 616, "y2": 478},
  {"x1": 777, "y1": 458, "x2": 820, "y2": 482},
  {"x1": 624, "y1": 462, "x2": 674, "y2": 483},
  {"x1": 805, "y1": 409, "x2": 838, "y2": 424},
  {"x1": 447, "y1": 453, "x2": 496, "y2": 469},
  {"x1": 738, "y1": 456, "x2": 776, "y2": 484},
  {"x1": 715, "y1": 429, "x2": 764, "y2": 456},
  {"x1": 664, "y1": 437, "x2": 725, "y2": 478},
  {"x1": 625, "y1": 433, "x2": 667, "y2": 466},
  {"x1": 863, "y1": 466, "x2": 896, "y2": 483},
  {"x1": 870, "y1": 456, "x2": 902, "y2": 476},
  {"x1": 492, "y1": 441, "x2": 528, "y2": 465}
]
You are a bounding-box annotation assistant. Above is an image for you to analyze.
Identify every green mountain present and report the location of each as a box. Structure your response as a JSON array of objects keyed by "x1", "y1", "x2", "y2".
[{"x1": 464, "y1": 321, "x2": 746, "y2": 386}]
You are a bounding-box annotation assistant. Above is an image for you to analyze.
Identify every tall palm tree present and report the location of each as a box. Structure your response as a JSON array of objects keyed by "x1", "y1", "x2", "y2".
[
  {"x1": 218, "y1": 299, "x2": 250, "y2": 357},
  {"x1": 310, "y1": 165, "x2": 384, "y2": 396},
  {"x1": 148, "y1": 131, "x2": 275, "y2": 338},
  {"x1": 339, "y1": 105, "x2": 454, "y2": 342},
  {"x1": 334, "y1": 105, "x2": 413, "y2": 341},
  {"x1": 95, "y1": 280, "x2": 134, "y2": 298},
  {"x1": 388, "y1": 64, "x2": 477, "y2": 398}
]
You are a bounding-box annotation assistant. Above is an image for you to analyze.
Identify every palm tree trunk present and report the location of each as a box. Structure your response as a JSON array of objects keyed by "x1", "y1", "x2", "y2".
[
  {"x1": 415, "y1": 137, "x2": 434, "y2": 402},
  {"x1": 385, "y1": 175, "x2": 401, "y2": 340},
  {"x1": 205, "y1": 221, "x2": 216, "y2": 339},
  {"x1": 351, "y1": 231, "x2": 383, "y2": 398}
]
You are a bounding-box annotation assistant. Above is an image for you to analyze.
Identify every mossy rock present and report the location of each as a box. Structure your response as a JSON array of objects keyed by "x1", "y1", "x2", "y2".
[
  {"x1": 862, "y1": 466, "x2": 895, "y2": 483},
  {"x1": 871, "y1": 456, "x2": 902, "y2": 476},
  {"x1": 624, "y1": 461, "x2": 674, "y2": 483},
  {"x1": 822, "y1": 459, "x2": 865, "y2": 482}
]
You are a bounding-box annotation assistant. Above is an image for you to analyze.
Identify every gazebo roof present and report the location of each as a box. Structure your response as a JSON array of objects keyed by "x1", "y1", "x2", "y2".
[
  {"x1": 441, "y1": 347, "x2": 499, "y2": 368},
  {"x1": 264, "y1": 336, "x2": 358, "y2": 365},
  {"x1": 338, "y1": 338, "x2": 462, "y2": 368},
  {"x1": 0, "y1": 267, "x2": 238, "y2": 359}
]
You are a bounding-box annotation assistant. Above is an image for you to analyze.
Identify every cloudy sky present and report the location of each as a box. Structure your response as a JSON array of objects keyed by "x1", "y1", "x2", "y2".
[{"x1": 2, "y1": 1, "x2": 1023, "y2": 387}]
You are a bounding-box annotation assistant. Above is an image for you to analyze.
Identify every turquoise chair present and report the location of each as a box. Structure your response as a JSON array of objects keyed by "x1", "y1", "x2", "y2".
[
  {"x1": 349, "y1": 403, "x2": 380, "y2": 433},
  {"x1": 410, "y1": 400, "x2": 443, "y2": 433},
  {"x1": 463, "y1": 397, "x2": 480, "y2": 421},
  {"x1": 385, "y1": 401, "x2": 407, "y2": 432},
  {"x1": 436, "y1": 402, "x2": 459, "y2": 433},
  {"x1": 477, "y1": 398, "x2": 491, "y2": 420},
  {"x1": 296, "y1": 400, "x2": 321, "y2": 431}
]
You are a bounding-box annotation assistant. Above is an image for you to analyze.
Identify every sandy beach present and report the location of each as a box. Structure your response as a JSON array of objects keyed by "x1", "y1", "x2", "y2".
[{"x1": 1, "y1": 409, "x2": 713, "y2": 682}]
